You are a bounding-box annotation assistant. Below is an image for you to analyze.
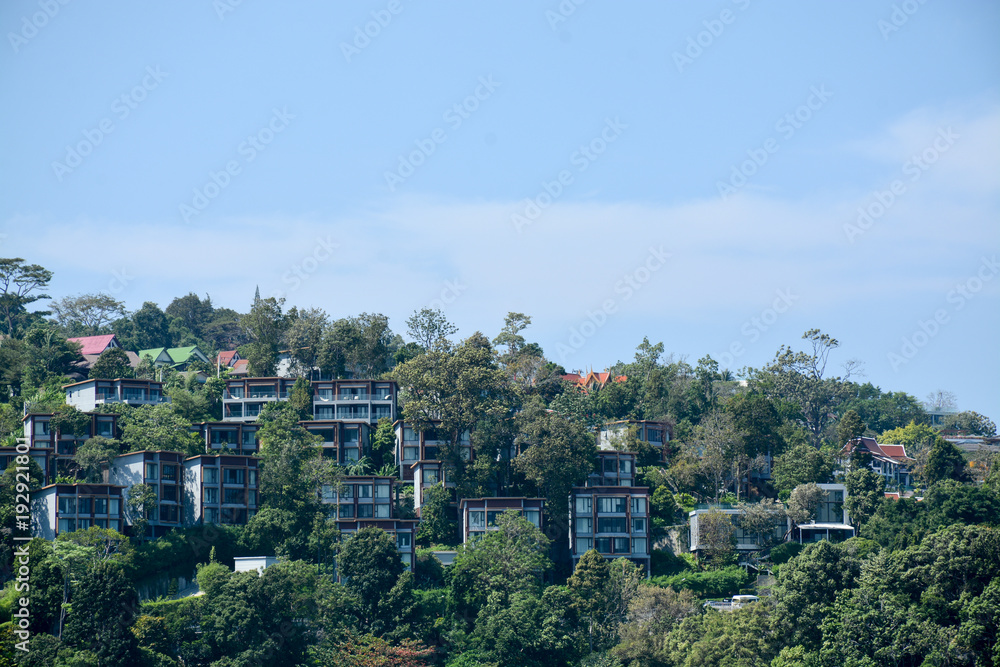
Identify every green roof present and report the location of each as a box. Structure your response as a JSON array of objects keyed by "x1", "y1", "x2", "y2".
[
  {"x1": 166, "y1": 346, "x2": 210, "y2": 363},
  {"x1": 137, "y1": 348, "x2": 167, "y2": 361}
]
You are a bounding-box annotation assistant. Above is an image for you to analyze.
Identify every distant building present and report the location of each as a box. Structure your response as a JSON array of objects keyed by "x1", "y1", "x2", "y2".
[
  {"x1": 64, "y1": 378, "x2": 169, "y2": 412},
  {"x1": 191, "y1": 421, "x2": 260, "y2": 454},
  {"x1": 458, "y1": 497, "x2": 544, "y2": 544},
  {"x1": 301, "y1": 420, "x2": 370, "y2": 464},
  {"x1": 109, "y1": 451, "x2": 186, "y2": 538},
  {"x1": 137, "y1": 346, "x2": 211, "y2": 371},
  {"x1": 221, "y1": 377, "x2": 297, "y2": 421},
  {"x1": 183, "y1": 454, "x2": 260, "y2": 526},
  {"x1": 570, "y1": 451, "x2": 651, "y2": 573},
  {"x1": 395, "y1": 421, "x2": 471, "y2": 482},
  {"x1": 839, "y1": 437, "x2": 916, "y2": 488},
  {"x1": 31, "y1": 483, "x2": 126, "y2": 539},
  {"x1": 311, "y1": 379, "x2": 397, "y2": 424},
  {"x1": 321, "y1": 475, "x2": 417, "y2": 570},
  {"x1": 598, "y1": 420, "x2": 672, "y2": 461},
  {"x1": 1, "y1": 412, "x2": 118, "y2": 483},
  {"x1": 561, "y1": 370, "x2": 627, "y2": 394}
]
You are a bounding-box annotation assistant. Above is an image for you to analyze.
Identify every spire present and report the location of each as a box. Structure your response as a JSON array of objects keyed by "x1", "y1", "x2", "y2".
[{"x1": 254, "y1": 285, "x2": 261, "y2": 304}]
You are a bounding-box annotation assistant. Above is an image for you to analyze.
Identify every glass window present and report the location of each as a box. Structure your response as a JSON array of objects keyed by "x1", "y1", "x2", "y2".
[
  {"x1": 223, "y1": 468, "x2": 245, "y2": 485},
  {"x1": 145, "y1": 463, "x2": 158, "y2": 480},
  {"x1": 357, "y1": 504, "x2": 373, "y2": 518},
  {"x1": 58, "y1": 497, "x2": 76, "y2": 515},
  {"x1": 422, "y1": 469, "x2": 439, "y2": 485},
  {"x1": 242, "y1": 430, "x2": 256, "y2": 448},
  {"x1": 58, "y1": 518, "x2": 76, "y2": 533},
  {"x1": 248, "y1": 491, "x2": 257, "y2": 507},
  {"x1": 469, "y1": 511, "x2": 486, "y2": 530},
  {"x1": 598, "y1": 497, "x2": 627, "y2": 514},
  {"x1": 339, "y1": 504, "x2": 354, "y2": 518},
  {"x1": 619, "y1": 479, "x2": 633, "y2": 487},
  {"x1": 77, "y1": 498, "x2": 92, "y2": 515},
  {"x1": 375, "y1": 484, "x2": 391, "y2": 499},
  {"x1": 397, "y1": 532, "x2": 412, "y2": 548},
  {"x1": 648, "y1": 429, "x2": 663, "y2": 443},
  {"x1": 204, "y1": 467, "x2": 219, "y2": 484},
  {"x1": 575, "y1": 496, "x2": 592, "y2": 514},
  {"x1": 486, "y1": 511, "x2": 503, "y2": 527},
  {"x1": 229, "y1": 385, "x2": 244, "y2": 398},
  {"x1": 403, "y1": 427, "x2": 418, "y2": 442},
  {"x1": 336, "y1": 404, "x2": 369, "y2": 420},
  {"x1": 248, "y1": 470, "x2": 257, "y2": 486},
  {"x1": 595, "y1": 537, "x2": 611, "y2": 553},
  {"x1": 621, "y1": 459, "x2": 633, "y2": 475},
  {"x1": 343, "y1": 427, "x2": 361, "y2": 445},
  {"x1": 161, "y1": 464, "x2": 178, "y2": 481},
  {"x1": 204, "y1": 487, "x2": 219, "y2": 504},
  {"x1": 204, "y1": 508, "x2": 219, "y2": 524},
  {"x1": 373, "y1": 405, "x2": 392, "y2": 420},
  {"x1": 339, "y1": 386, "x2": 367, "y2": 400},
  {"x1": 604, "y1": 458, "x2": 618, "y2": 473},
  {"x1": 316, "y1": 388, "x2": 333, "y2": 400},
  {"x1": 321, "y1": 485, "x2": 335, "y2": 500},
  {"x1": 96, "y1": 419, "x2": 114, "y2": 437},
  {"x1": 223, "y1": 488, "x2": 245, "y2": 504},
  {"x1": 613, "y1": 537, "x2": 630, "y2": 553},
  {"x1": 633, "y1": 538, "x2": 648, "y2": 555},
  {"x1": 374, "y1": 504, "x2": 390, "y2": 518},
  {"x1": 598, "y1": 517, "x2": 628, "y2": 533},
  {"x1": 576, "y1": 537, "x2": 593, "y2": 553},
  {"x1": 94, "y1": 498, "x2": 108, "y2": 515},
  {"x1": 342, "y1": 448, "x2": 360, "y2": 463},
  {"x1": 524, "y1": 510, "x2": 540, "y2": 528},
  {"x1": 403, "y1": 446, "x2": 419, "y2": 461},
  {"x1": 632, "y1": 518, "x2": 646, "y2": 533},
  {"x1": 576, "y1": 517, "x2": 593, "y2": 534},
  {"x1": 109, "y1": 498, "x2": 120, "y2": 515},
  {"x1": 315, "y1": 406, "x2": 334, "y2": 419},
  {"x1": 631, "y1": 497, "x2": 647, "y2": 515},
  {"x1": 401, "y1": 553, "x2": 412, "y2": 567},
  {"x1": 160, "y1": 505, "x2": 179, "y2": 523}
]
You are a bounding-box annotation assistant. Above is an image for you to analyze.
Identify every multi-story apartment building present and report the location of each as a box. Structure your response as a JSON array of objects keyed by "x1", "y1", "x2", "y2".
[
  {"x1": 183, "y1": 454, "x2": 260, "y2": 526},
  {"x1": 311, "y1": 380, "x2": 397, "y2": 423},
  {"x1": 301, "y1": 420, "x2": 370, "y2": 464},
  {"x1": 458, "y1": 497, "x2": 545, "y2": 544},
  {"x1": 109, "y1": 451, "x2": 186, "y2": 538},
  {"x1": 320, "y1": 475, "x2": 417, "y2": 569},
  {"x1": 570, "y1": 451, "x2": 651, "y2": 573},
  {"x1": 688, "y1": 507, "x2": 788, "y2": 554},
  {"x1": 598, "y1": 420, "x2": 672, "y2": 461},
  {"x1": 0, "y1": 412, "x2": 119, "y2": 482},
  {"x1": 31, "y1": 483, "x2": 126, "y2": 539},
  {"x1": 395, "y1": 421, "x2": 471, "y2": 481},
  {"x1": 587, "y1": 450, "x2": 639, "y2": 487},
  {"x1": 64, "y1": 378, "x2": 169, "y2": 412},
  {"x1": 570, "y1": 485, "x2": 651, "y2": 573},
  {"x1": 221, "y1": 377, "x2": 297, "y2": 421},
  {"x1": 191, "y1": 422, "x2": 260, "y2": 454},
  {"x1": 795, "y1": 483, "x2": 854, "y2": 544}
]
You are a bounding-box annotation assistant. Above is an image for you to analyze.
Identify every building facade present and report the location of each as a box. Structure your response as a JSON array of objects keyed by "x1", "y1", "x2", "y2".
[
  {"x1": 320, "y1": 475, "x2": 417, "y2": 570},
  {"x1": 109, "y1": 451, "x2": 186, "y2": 538},
  {"x1": 183, "y1": 454, "x2": 260, "y2": 526},
  {"x1": 458, "y1": 497, "x2": 544, "y2": 544},
  {"x1": 31, "y1": 483, "x2": 126, "y2": 539},
  {"x1": 64, "y1": 378, "x2": 169, "y2": 412}
]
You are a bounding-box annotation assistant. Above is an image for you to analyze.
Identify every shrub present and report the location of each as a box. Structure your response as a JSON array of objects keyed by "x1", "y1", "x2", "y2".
[{"x1": 649, "y1": 566, "x2": 750, "y2": 598}]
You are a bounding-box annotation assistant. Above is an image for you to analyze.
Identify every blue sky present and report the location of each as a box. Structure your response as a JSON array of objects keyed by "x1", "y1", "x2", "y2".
[{"x1": 2, "y1": 1, "x2": 998, "y2": 417}]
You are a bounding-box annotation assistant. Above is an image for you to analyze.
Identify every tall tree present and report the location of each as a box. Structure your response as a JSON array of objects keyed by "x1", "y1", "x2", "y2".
[
  {"x1": 88, "y1": 346, "x2": 134, "y2": 379},
  {"x1": 844, "y1": 467, "x2": 885, "y2": 529},
  {"x1": 750, "y1": 329, "x2": 859, "y2": 445},
  {"x1": 49, "y1": 293, "x2": 126, "y2": 336},
  {"x1": 240, "y1": 292, "x2": 288, "y2": 376},
  {"x1": 337, "y1": 526, "x2": 414, "y2": 637},
  {"x1": 405, "y1": 307, "x2": 457, "y2": 351},
  {"x1": 771, "y1": 443, "x2": 834, "y2": 492},
  {"x1": 283, "y1": 307, "x2": 328, "y2": 376},
  {"x1": 165, "y1": 292, "x2": 214, "y2": 340},
  {"x1": 63, "y1": 561, "x2": 140, "y2": 665},
  {"x1": 73, "y1": 436, "x2": 121, "y2": 482},
  {"x1": 0, "y1": 257, "x2": 52, "y2": 337},
  {"x1": 922, "y1": 438, "x2": 971, "y2": 485}
]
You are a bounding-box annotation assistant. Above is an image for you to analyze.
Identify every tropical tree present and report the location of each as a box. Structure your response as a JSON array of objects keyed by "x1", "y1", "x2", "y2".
[
  {"x1": 89, "y1": 346, "x2": 134, "y2": 379},
  {"x1": 0, "y1": 257, "x2": 53, "y2": 337},
  {"x1": 49, "y1": 293, "x2": 126, "y2": 336}
]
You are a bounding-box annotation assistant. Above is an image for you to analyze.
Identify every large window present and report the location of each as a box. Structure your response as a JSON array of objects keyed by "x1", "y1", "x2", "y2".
[
  {"x1": 576, "y1": 517, "x2": 593, "y2": 534},
  {"x1": 403, "y1": 446, "x2": 419, "y2": 461},
  {"x1": 375, "y1": 484, "x2": 391, "y2": 499},
  {"x1": 223, "y1": 469, "x2": 245, "y2": 485},
  {"x1": 397, "y1": 532, "x2": 412, "y2": 549},
  {"x1": 204, "y1": 508, "x2": 219, "y2": 524},
  {"x1": 469, "y1": 511, "x2": 485, "y2": 530},
  {"x1": 161, "y1": 485, "x2": 178, "y2": 502},
  {"x1": 204, "y1": 467, "x2": 219, "y2": 484},
  {"x1": 339, "y1": 386, "x2": 368, "y2": 400},
  {"x1": 242, "y1": 430, "x2": 257, "y2": 448},
  {"x1": 631, "y1": 497, "x2": 647, "y2": 515},
  {"x1": 161, "y1": 465, "x2": 178, "y2": 482},
  {"x1": 223, "y1": 489, "x2": 245, "y2": 505},
  {"x1": 595, "y1": 537, "x2": 611, "y2": 553},
  {"x1": 204, "y1": 488, "x2": 219, "y2": 504},
  {"x1": 374, "y1": 504, "x2": 390, "y2": 518},
  {"x1": 422, "y1": 469, "x2": 439, "y2": 485},
  {"x1": 598, "y1": 517, "x2": 628, "y2": 533},
  {"x1": 337, "y1": 405, "x2": 369, "y2": 420},
  {"x1": 58, "y1": 518, "x2": 76, "y2": 533},
  {"x1": 576, "y1": 537, "x2": 593, "y2": 553},
  {"x1": 316, "y1": 388, "x2": 333, "y2": 401},
  {"x1": 597, "y1": 497, "x2": 627, "y2": 514},
  {"x1": 94, "y1": 498, "x2": 109, "y2": 515},
  {"x1": 315, "y1": 406, "x2": 334, "y2": 419},
  {"x1": 58, "y1": 497, "x2": 76, "y2": 514},
  {"x1": 160, "y1": 505, "x2": 179, "y2": 523},
  {"x1": 603, "y1": 458, "x2": 618, "y2": 474},
  {"x1": 524, "y1": 510, "x2": 541, "y2": 528},
  {"x1": 357, "y1": 504, "x2": 373, "y2": 518},
  {"x1": 248, "y1": 385, "x2": 276, "y2": 398},
  {"x1": 211, "y1": 430, "x2": 238, "y2": 445},
  {"x1": 145, "y1": 463, "x2": 158, "y2": 480},
  {"x1": 575, "y1": 496, "x2": 592, "y2": 514},
  {"x1": 356, "y1": 485, "x2": 373, "y2": 499},
  {"x1": 373, "y1": 405, "x2": 393, "y2": 420},
  {"x1": 632, "y1": 518, "x2": 646, "y2": 533},
  {"x1": 109, "y1": 498, "x2": 120, "y2": 515},
  {"x1": 613, "y1": 537, "x2": 630, "y2": 553},
  {"x1": 339, "y1": 504, "x2": 354, "y2": 518},
  {"x1": 77, "y1": 498, "x2": 92, "y2": 515},
  {"x1": 228, "y1": 386, "x2": 244, "y2": 398}
]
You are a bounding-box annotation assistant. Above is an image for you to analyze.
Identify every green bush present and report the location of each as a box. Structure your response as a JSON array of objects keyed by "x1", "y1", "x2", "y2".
[
  {"x1": 650, "y1": 549, "x2": 695, "y2": 577},
  {"x1": 649, "y1": 566, "x2": 750, "y2": 598},
  {"x1": 769, "y1": 542, "x2": 804, "y2": 564}
]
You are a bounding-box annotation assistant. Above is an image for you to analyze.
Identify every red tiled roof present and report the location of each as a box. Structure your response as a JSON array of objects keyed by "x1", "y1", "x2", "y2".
[
  {"x1": 67, "y1": 334, "x2": 118, "y2": 356},
  {"x1": 217, "y1": 351, "x2": 237, "y2": 365},
  {"x1": 842, "y1": 437, "x2": 915, "y2": 463}
]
